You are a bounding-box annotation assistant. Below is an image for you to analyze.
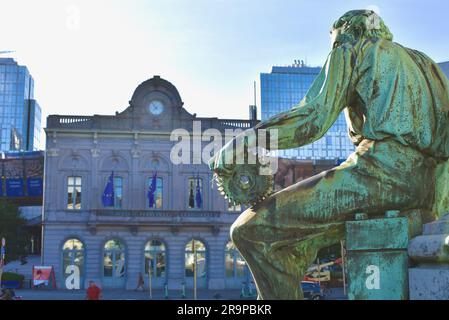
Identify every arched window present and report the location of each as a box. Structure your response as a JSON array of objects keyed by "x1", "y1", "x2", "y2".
[
  {"x1": 62, "y1": 238, "x2": 84, "y2": 289},
  {"x1": 103, "y1": 239, "x2": 126, "y2": 288},
  {"x1": 184, "y1": 239, "x2": 207, "y2": 288},
  {"x1": 144, "y1": 240, "x2": 166, "y2": 287},
  {"x1": 224, "y1": 241, "x2": 252, "y2": 289},
  {"x1": 225, "y1": 241, "x2": 247, "y2": 278}
]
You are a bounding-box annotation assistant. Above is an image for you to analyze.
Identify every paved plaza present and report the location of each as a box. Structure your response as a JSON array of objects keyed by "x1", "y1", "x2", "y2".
[{"x1": 9, "y1": 288, "x2": 346, "y2": 300}]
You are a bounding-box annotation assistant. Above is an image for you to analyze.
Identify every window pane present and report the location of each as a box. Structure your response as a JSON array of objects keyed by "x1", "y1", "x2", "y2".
[
  {"x1": 228, "y1": 202, "x2": 242, "y2": 212},
  {"x1": 156, "y1": 252, "x2": 166, "y2": 277},
  {"x1": 225, "y1": 252, "x2": 234, "y2": 277},
  {"x1": 148, "y1": 177, "x2": 163, "y2": 209},
  {"x1": 75, "y1": 251, "x2": 85, "y2": 276},
  {"x1": 104, "y1": 239, "x2": 124, "y2": 250},
  {"x1": 236, "y1": 255, "x2": 246, "y2": 277},
  {"x1": 188, "y1": 178, "x2": 203, "y2": 209},
  {"x1": 144, "y1": 240, "x2": 166, "y2": 278},
  {"x1": 115, "y1": 252, "x2": 126, "y2": 278},
  {"x1": 63, "y1": 239, "x2": 83, "y2": 250},
  {"x1": 67, "y1": 176, "x2": 82, "y2": 210},
  {"x1": 114, "y1": 177, "x2": 123, "y2": 209},
  {"x1": 103, "y1": 252, "x2": 113, "y2": 277},
  {"x1": 67, "y1": 185, "x2": 74, "y2": 209},
  {"x1": 75, "y1": 186, "x2": 81, "y2": 209},
  {"x1": 144, "y1": 252, "x2": 153, "y2": 275},
  {"x1": 156, "y1": 178, "x2": 163, "y2": 209},
  {"x1": 185, "y1": 240, "x2": 206, "y2": 278},
  {"x1": 185, "y1": 252, "x2": 194, "y2": 277}
]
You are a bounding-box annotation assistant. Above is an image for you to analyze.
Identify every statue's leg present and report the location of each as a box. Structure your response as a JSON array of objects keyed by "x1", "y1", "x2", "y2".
[
  {"x1": 231, "y1": 139, "x2": 437, "y2": 299},
  {"x1": 232, "y1": 215, "x2": 344, "y2": 299}
]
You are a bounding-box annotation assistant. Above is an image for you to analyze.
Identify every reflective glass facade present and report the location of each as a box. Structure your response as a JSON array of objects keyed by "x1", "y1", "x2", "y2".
[
  {"x1": 0, "y1": 58, "x2": 42, "y2": 151},
  {"x1": 260, "y1": 63, "x2": 355, "y2": 160}
]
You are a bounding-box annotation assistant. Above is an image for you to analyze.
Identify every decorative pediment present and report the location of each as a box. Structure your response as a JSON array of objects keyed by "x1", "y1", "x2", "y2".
[
  {"x1": 100, "y1": 151, "x2": 130, "y2": 171},
  {"x1": 59, "y1": 150, "x2": 89, "y2": 170}
]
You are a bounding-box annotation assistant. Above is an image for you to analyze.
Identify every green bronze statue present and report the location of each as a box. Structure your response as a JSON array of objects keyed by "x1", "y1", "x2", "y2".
[{"x1": 209, "y1": 9, "x2": 449, "y2": 300}]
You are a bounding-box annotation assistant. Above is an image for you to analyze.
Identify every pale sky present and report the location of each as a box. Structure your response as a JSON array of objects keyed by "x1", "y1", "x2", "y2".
[{"x1": 1, "y1": 0, "x2": 449, "y2": 150}]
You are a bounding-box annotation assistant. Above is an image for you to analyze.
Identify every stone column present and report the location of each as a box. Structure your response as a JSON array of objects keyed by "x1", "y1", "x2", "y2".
[
  {"x1": 126, "y1": 235, "x2": 144, "y2": 290},
  {"x1": 206, "y1": 232, "x2": 227, "y2": 290}
]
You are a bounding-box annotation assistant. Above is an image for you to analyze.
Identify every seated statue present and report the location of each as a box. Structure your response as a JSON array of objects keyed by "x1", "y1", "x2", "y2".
[{"x1": 209, "y1": 9, "x2": 449, "y2": 299}]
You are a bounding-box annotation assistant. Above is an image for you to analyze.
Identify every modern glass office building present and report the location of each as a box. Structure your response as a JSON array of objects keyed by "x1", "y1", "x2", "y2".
[
  {"x1": 260, "y1": 61, "x2": 355, "y2": 161},
  {"x1": 0, "y1": 58, "x2": 42, "y2": 152}
]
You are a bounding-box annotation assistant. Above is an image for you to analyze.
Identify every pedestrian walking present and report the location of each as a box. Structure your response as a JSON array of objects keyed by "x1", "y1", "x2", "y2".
[{"x1": 86, "y1": 280, "x2": 102, "y2": 300}]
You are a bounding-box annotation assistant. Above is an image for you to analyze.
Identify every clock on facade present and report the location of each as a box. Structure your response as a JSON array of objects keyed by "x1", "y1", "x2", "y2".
[{"x1": 148, "y1": 100, "x2": 164, "y2": 115}]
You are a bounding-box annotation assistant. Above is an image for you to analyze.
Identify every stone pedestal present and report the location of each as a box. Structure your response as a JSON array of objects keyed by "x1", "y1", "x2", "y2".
[
  {"x1": 345, "y1": 209, "x2": 424, "y2": 300},
  {"x1": 408, "y1": 213, "x2": 449, "y2": 300}
]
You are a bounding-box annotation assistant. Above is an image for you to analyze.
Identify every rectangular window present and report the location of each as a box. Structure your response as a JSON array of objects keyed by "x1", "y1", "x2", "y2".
[
  {"x1": 188, "y1": 177, "x2": 203, "y2": 209},
  {"x1": 228, "y1": 202, "x2": 242, "y2": 212},
  {"x1": 67, "y1": 176, "x2": 82, "y2": 210},
  {"x1": 114, "y1": 177, "x2": 123, "y2": 209},
  {"x1": 148, "y1": 177, "x2": 163, "y2": 209}
]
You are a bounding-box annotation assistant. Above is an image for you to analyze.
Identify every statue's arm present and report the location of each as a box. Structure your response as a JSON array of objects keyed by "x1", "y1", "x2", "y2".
[{"x1": 256, "y1": 45, "x2": 356, "y2": 150}]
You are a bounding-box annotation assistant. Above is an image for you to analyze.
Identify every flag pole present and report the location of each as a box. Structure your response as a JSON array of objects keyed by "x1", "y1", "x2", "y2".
[
  {"x1": 340, "y1": 240, "x2": 347, "y2": 296},
  {"x1": 193, "y1": 240, "x2": 197, "y2": 300},
  {"x1": 0, "y1": 237, "x2": 5, "y2": 287},
  {"x1": 149, "y1": 260, "x2": 153, "y2": 299}
]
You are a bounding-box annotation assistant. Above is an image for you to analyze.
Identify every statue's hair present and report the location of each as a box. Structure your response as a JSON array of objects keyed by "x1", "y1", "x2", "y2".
[{"x1": 332, "y1": 10, "x2": 393, "y2": 47}]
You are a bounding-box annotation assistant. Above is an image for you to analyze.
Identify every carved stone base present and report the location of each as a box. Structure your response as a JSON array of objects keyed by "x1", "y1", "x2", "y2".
[
  {"x1": 409, "y1": 268, "x2": 449, "y2": 300},
  {"x1": 408, "y1": 213, "x2": 449, "y2": 300}
]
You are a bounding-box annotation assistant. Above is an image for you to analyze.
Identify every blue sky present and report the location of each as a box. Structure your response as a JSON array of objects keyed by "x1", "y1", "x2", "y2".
[{"x1": 1, "y1": 0, "x2": 449, "y2": 132}]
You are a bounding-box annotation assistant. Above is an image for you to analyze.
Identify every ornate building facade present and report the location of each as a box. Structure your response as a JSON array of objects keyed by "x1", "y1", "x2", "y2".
[{"x1": 42, "y1": 76, "x2": 258, "y2": 290}]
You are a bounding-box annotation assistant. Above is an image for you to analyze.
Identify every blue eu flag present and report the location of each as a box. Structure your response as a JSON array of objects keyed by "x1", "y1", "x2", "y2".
[
  {"x1": 195, "y1": 175, "x2": 202, "y2": 208},
  {"x1": 148, "y1": 172, "x2": 157, "y2": 208},
  {"x1": 102, "y1": 171, "x2": 115, "y2": 207}
]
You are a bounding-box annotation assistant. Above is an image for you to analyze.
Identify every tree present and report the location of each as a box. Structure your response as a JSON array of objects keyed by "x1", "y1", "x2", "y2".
[{"x1": 0, "y1": 200, "x2": 28, "y2": 262}]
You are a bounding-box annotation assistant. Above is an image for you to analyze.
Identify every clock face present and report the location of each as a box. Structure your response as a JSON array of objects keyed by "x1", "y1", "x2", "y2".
[{"x1": 148, "y1": 100, "x2": 164, "y2": 115}]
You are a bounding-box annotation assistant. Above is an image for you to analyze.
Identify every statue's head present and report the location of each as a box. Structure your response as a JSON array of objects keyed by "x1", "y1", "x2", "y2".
[{"x1": 331, "y1": 10, "x2": 393, "y2": 48}]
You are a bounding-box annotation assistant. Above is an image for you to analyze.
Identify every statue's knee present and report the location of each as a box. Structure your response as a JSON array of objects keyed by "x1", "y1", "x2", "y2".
[
  {"x1": 230, "y1": 220, "x2": 246, "y2": 247},
  {"x1": 230, "y1": 208, "x2": 255, "y2": 246}
]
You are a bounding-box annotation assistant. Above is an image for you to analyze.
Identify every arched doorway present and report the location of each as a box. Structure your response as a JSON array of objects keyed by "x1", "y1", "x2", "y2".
[
  {"x1": 225, "y1": 241, "x2": 251, "y2": 289},
  {"x1": 184, "y1": 239, "x2": 207, "y2": 289},
  {"x1": 62, "y1": 238, "x2": 85, "y2": 290},
  {"x1": 144, "y1": 240, "x2": 167, "y2": 288},
  {"x1": 103, "y1": 239, "x2": 126, "y2": 288}
]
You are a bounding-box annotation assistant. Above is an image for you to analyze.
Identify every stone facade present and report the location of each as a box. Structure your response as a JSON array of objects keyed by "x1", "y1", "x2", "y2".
[{"x1": 42, "y1": 76, "x2": 258, "y2": 290}]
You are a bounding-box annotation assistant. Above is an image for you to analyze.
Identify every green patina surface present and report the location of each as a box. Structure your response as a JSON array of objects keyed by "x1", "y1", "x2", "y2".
[
  {"x1": 210, "y1": 9, "x2": 449, "y2": 300},
  {"x1": 347, "y1": 251, "x2": 409, "y2": 300},
  {"x1": 345, "y1": 215, "x2": 413, "y2": 300},
  {"x1": 346, "y1": 217, "x2": 409, "y2": 251}
]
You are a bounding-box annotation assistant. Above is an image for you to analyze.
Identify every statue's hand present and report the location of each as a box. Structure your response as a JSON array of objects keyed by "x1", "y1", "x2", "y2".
[{"x1": 209, "y1": 134, "x2": 274, "y2": 206}]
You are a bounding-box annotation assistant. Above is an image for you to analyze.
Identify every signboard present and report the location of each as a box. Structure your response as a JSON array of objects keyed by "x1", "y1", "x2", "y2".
[
  {"x1": 0, "y1": 152, "x2": 44, "y2": 199},
  {"x1": 27, "y1": 177, "x2": 43, "y2": 197},
  {"x1": 6, "y1": 178, "x2": 24, "y2": 197},
  {"x1": 4, "y1": 158, "x2": 24, "y2": 197},
  {"x1": 25, "y1": 156, "x2": 44, "y2": 197},
  {"x1": 32, "y1": 266, "x2": 56, "y2": 288}
]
